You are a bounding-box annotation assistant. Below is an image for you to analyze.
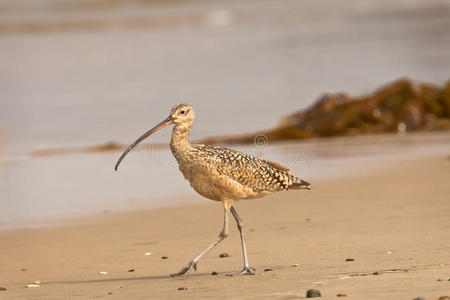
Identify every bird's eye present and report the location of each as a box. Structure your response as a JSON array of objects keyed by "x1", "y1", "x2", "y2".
[{"x1": 180, "y1": 110, "x2": 186, "y2": 115}]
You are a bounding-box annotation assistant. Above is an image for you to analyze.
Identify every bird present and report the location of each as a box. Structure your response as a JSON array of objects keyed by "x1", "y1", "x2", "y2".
[{"x1": 115, "y1": 103, "x2": 311, "y2": 276}]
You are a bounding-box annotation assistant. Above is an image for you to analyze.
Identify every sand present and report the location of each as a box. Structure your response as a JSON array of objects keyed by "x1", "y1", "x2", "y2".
[{"x1": 0, "y1": 155, "x2": 449, "y2": 299}]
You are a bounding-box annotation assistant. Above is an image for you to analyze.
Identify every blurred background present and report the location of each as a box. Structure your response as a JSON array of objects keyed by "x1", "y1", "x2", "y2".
[{"x1": 1, "y1": 0, "x2": 449, "y2": 227}]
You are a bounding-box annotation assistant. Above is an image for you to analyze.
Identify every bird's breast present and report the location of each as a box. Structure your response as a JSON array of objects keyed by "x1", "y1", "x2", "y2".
[{"x1": 177, "y1": 163, "x2": 262, "y2": 201}]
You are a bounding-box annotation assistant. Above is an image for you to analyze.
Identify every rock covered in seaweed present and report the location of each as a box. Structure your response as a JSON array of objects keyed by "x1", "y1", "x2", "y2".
[
  {"x1": 275, "y1": 78, "x2": 450, "y2": 139},
  {"x1": 201, "y1": 78, "x2": 450, "y2": 145}
]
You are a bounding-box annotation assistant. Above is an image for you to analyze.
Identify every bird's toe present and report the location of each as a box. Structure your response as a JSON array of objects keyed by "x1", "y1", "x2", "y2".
[
  {"x1": 226, "y1": 266, "x2": 256, "y2": 276},
  {"x1": 170, "y1": 261, "x2": 196, "y2": 277}
]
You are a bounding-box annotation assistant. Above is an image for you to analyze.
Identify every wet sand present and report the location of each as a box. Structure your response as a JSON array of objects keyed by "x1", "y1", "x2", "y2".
[
  {"x1": 1, "y1": 132, "x2": 448, "y2": 228},
  {"x1": 0, "y1": 153, "x2": 449, "y2": 299}
]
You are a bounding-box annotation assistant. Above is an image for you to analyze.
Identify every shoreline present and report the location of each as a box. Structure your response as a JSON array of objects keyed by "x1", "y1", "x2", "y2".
[
  {"x1": 0, "y1": 153, "x2": 448, "y2": 299},
  {"x1": 1, "y1": 132, "x2": 449, "y2": 230}
]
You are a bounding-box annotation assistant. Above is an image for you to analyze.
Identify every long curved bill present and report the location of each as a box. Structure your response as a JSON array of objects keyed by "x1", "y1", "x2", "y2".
[{"x1": 115, "y1": 116, "x2": 174, "y2": 171}]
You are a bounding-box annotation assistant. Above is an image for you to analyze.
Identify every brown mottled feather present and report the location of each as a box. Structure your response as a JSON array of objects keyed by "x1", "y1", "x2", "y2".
[
  {"x1": 260, "y1": 158, "x2": 291, "y2": 173},
  {"x1": 189, "y1": 143, "x2": 302, "y2": 192},
  {"x1": 167, "y1": 103, "x2": 311, "y2": 203}
]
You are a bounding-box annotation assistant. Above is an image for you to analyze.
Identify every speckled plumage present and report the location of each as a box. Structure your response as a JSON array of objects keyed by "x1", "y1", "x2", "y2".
[
  {"x1": 173, "y1": 142, "x2": 307, "y2": 200},
  {"x1": 168, "y1": 104, "x2": 311, "y2": 207},
  {"x1": 115, "y1": 103, "x2": 311, "y2": 276}
]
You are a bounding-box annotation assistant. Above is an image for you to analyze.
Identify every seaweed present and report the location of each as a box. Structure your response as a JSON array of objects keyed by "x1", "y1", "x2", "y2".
[{"x1": 201, "y1": 78, "x2": 450, "y2": 145}]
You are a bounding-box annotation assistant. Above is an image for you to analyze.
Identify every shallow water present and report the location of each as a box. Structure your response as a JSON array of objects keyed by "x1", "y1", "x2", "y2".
[{"x1": 1, "y1": 0, "x2": 450, "y2": 154}]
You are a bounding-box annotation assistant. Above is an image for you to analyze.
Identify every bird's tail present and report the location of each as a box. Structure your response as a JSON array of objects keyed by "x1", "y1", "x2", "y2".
[{"x1": 289, "y1": 177, "x2": 312, "y2": 190}]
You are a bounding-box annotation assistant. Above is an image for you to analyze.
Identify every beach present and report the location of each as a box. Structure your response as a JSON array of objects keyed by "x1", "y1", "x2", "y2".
[
  {"x1": 1, "y1": 0, "x2": 450, "y2": 298},
  {"x1": 1, "y1": 137, "x2": 449, "y2": 299}
]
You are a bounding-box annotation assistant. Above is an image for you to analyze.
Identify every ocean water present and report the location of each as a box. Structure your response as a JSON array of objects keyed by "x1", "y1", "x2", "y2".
[
  {"x1": 1, "y1": 0, "x2": 450, "y2": 153},
  {"x1": 1, "y1": 0, "x2": 450, "y2": 228}
]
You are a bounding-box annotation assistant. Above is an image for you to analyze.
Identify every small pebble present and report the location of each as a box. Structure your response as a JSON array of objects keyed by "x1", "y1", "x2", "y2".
[
  {"x1": 0, "y1": 287, "x2": 7, "y2": 291},
  {"x1": 292, "y1": 264, "x2": 300, "y2": 267},
  {"x1": 21, "y1": 268, "x2": 27, "y2": 272},
  {"x1": 33, "y1": 280, "x2": 40, "y2": 285},
  {"x1": 337, "y1": 294, "x2": 347, "y2": 297},
  {"x1": 437, "y1": 278, "x2": 442, "y2": 281},
  {"x1": 145, "y1": 252, "x2": 152, "y2": 256},
  {"x1": 178, "y1": 287, "x2": 188, "y2": 291},
  {"x1": 438, "y1": 296, "x2": 450, "y2": 300},
  {"x1": 412, "y1": 297, "x2": 424, "y2": 300},
  {"x1": 211, "y1": 272, "x2": 218, "y2": 276},
  {"x1": 26, "y1": 284, "x2": 40, "y2": 288},
  {"x1": 306, "y1": 289, "x2": 321, "y2": 298},
  {"x1": 345, "y1": 258, "x2": 354, "y2": 262},
  {"x1": 372, "y1": 271, "x2": 380, "y2": 275},
  {"x1": 264, "y1": 268, "x2": 273, "y2": 272},
  {"x1": 128, "y1": 269, "x2": 135, "y2": 272},
  {"x1": 161, "y1": 256, "x2": 168, "y2": 259},
  {"x1": 108, "y1": 292, "x2": 112, "y2": 295},
  {"x1": 99, "y1": 271, "x2": 108, "y2": 275},
  {"x1": 219, "y1": 253, "x2": 229, "y2": 258},
  {"x1": 387, "y1": 251, "x2": 392, "y2": 254}
]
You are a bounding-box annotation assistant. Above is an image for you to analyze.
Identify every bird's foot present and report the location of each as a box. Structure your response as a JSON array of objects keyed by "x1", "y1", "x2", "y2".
[
  {"x1": 227, "y1": 265, "x2": 256, "y2": 276},
  {"x1": 170, "y1": 261, "x2": 197, "y2": 277}
]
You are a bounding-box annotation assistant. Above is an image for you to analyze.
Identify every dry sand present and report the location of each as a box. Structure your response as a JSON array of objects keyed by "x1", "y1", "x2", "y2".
[{"x1": 0, "y1": 155, "x2": 449, "y2": 299}]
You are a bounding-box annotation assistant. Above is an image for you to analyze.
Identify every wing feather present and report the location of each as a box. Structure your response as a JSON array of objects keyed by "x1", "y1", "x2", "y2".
[
  {"x1": 259, "y1": 158, "x2": 291, "y2": 173},
  {"x1": 192, "y1": 143, "x2": 293, "y2": 192}
]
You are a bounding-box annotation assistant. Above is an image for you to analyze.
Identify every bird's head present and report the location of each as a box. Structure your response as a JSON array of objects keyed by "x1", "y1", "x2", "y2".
[
  {"x1": 114, "y1": 103, "x2": 194, "y2": 171},
  {"x1": 170, "y1": 103, "x2": 195, "y2": 125}
]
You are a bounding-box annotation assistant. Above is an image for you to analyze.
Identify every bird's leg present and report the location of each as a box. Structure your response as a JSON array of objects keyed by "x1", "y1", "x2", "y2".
[
  {"x1": 229, "y1": 206, "x2": 255, "y2": 276},
  {"x1": 170, "y1": 207, "x2": 229, "y2": 277}
]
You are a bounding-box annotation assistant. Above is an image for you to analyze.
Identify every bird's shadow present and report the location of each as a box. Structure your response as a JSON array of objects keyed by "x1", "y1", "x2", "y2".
[
  {"x1": 43, "y1": 265, "x2": 294, "y2": 286},
  {"x1": 44, "y1": 272, "x2": 218, "y2": 286}
]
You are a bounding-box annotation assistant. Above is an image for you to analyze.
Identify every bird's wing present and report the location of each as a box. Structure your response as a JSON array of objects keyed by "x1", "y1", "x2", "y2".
[
  {"x1": 193, "y1": 144, "x2": 293, "y2": 192},
  {"x1": 259, "y1": 158, "x2": 291, "y2": 173}
]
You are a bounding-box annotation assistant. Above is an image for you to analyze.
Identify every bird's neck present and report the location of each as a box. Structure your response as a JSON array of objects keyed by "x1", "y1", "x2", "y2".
[{"x1": 170, "y1": 123, "x2": 192, "y2": 154}]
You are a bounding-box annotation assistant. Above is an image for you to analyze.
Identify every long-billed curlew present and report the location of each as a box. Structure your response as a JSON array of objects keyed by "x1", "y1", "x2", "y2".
[{"x1": 115, "y1": 103, "x2": 311, "y2": 276}]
